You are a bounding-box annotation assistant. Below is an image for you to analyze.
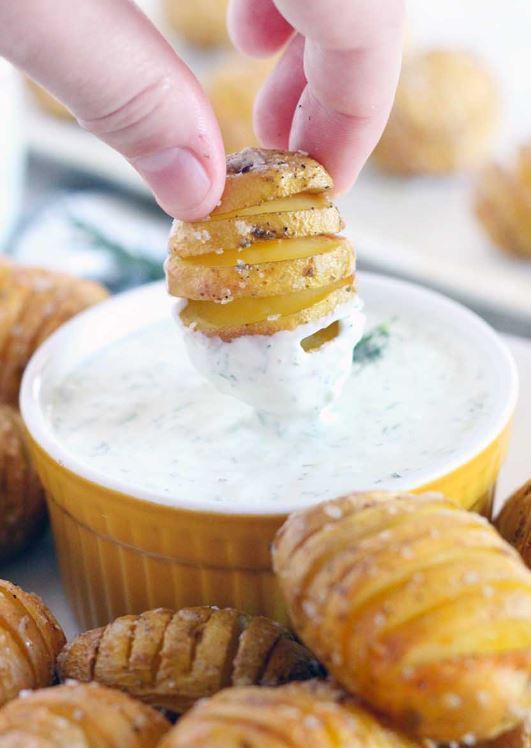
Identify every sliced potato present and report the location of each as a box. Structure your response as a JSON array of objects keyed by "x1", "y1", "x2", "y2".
[
  {"x1": 213, "y1": 147, "x2": 333, "y2": 216},
  {"x1": 169, "y1": 193, "x2": 344, "y2": 256},
  {"x1": 166, "y1": 235, "x2": 355, "y2": 301},
  {"x1": 179, "y1": 277, "x2": 356, "y2": 340}
]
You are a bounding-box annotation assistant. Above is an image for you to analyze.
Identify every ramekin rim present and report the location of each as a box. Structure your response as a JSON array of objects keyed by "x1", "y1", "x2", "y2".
[{"x1": 20, "y1": 273, "x2": 519, "y2": 517}]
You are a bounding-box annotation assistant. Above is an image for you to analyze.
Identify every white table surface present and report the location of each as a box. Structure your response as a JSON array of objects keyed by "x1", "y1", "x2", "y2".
[{"x1": 3, "y1": 334, "x2": 531, "y2": 642}]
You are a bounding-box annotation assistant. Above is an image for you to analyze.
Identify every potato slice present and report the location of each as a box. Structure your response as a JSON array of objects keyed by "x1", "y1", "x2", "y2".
[
  {"x1": 179, "y1": 276, "x2": 356, "y2": 339},
  {"x1": 213, "y1": 147, "x2": 333, "y2": 216},
  {"x1": 166, "y1": 235, "x2": 354, "y2": 301},
  {"x1": 169, "y1": 193, "x2": 344, "y2": 256}
]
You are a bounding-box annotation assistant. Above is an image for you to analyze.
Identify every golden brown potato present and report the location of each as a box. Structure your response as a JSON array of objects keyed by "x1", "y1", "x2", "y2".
[
  {"x1": 179, "y1": 277, "x2": 356, "y2": 340},
  {"x1": 475, "y1": 145, "x2": 531, "y2": 259},
  {"x1": 159, "y1": 680, "x2": 420, "y2": 747},
  {"x1": 27, "y1": 79, "x2": 73, "y2": 120},
  {"x1": 0, "y1": 579, "x2": 65, "y2": 706},
  {"x1": 166, "y1": 235, "x2": 355, "y2": 301},
  {"x1": 212, "y1": 148, "x2": 334, "y2": 217},
  {"x1": 163, "y1": 0, "x2": 229, "y2": 48},
  {"x1": 273, "y1": 492, "x2": 531, "y2": 743},
  {"x1": 206, "y1": 55, "x2": 274, "y2": 154},
  {"x1": 0, "y1": 405, "x2": 46, "y2": 563},
  {"x1": 0, "y1": 258, "x2": 107, "y2": 406},
  {"x1": 169, "y1": 192, "x2": 343, "y2": 256},
  {"x1": 495, "y1": 480, "x2": 531, "y2": 567},
  {"x1": 167, "y1": 148, "x2": 355, "y2": 345},
  {"x1": 374, "y1": 50, "x2": 499, "y2": 175},
  {"x1": 0, "y1": 682, "x2": 170, "y2": 747},
  {"x1": 58, "y1": 606, "x2": 322, "y2": 714}
]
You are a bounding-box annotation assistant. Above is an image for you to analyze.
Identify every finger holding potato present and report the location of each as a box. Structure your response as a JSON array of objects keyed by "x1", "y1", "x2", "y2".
[
  {"x1": 0, "y1": 258, "x2": 107, "y2": 406},
  {"x1": 273, "y1": 492, "x2": 531, "y2": 743}
]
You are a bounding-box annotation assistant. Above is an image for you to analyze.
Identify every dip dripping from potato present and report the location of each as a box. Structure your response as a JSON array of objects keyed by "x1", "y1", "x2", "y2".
[{"x1": 166, "y1": 148, "x2": 365, "y2": 417}]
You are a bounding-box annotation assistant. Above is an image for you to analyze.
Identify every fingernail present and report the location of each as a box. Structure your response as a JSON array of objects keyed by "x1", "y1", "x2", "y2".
[{"x1": 132, "y1": 147, "x2": 211, "y2": 219}]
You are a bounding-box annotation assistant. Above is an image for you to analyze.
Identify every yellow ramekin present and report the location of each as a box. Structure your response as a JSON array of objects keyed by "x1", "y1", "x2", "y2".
[{"x1": 20, "y1": 276, "x2": 519, "y2": 630}]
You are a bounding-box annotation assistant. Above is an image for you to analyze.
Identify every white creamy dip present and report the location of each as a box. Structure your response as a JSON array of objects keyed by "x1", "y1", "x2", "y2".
[
  {"x1": 176, "y1": 298, "x2": 366, "y2": 418},
  {"x1": 47, "y1": 307, "x2": 497, "y2": 511}
]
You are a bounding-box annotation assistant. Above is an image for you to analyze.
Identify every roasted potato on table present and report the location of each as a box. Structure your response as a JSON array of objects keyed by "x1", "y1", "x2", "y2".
[
  {"x1": 0, "y1": 682, "x2": 170, "y2": 747},
  {"x1": 159, "y1": 680, "x2": 420, "y2": 748},
  {"x1": 273, "y1": 491, "x2": 531, "y2": 743},
  {"x1": 374, "y1": 50, "x2": 499, "y2": 175},
  {"x1": 0, "y1": 579, "x2": 65, "y2": 706},
  {"x1": 0, "y1": 405, "x2": 46, "y2": 563},
  {"x1": 476, "y1": 145, "x2": 531, "y2": 259},
  {"x1": 0, "y1": 258, "x2": 107, "y2": 406},
  {"x1": 58, "y1": 606, "x2": 322, "y2": 714},
  {"x1": 495, "y1": 480, "x2": 531, "y2": 567}
]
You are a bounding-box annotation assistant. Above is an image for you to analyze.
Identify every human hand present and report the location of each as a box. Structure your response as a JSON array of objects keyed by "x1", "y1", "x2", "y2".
[
  {"x1": 0, "y1": 0, "x2": 404, "y2": 219},
  {"x1": 228, "y1": 0, "x2": 406, "y2": 194}
]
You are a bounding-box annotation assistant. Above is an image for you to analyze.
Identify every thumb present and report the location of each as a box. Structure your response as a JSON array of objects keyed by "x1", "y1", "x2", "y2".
[{"x1": 0, "y1": 0, "x2": 225, "y2": 220}]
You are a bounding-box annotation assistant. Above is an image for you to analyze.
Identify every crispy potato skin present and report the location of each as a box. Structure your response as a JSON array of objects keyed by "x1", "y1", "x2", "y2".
[
  {"x1": 273, "y1": 492, "x2": 531, "y2": 743},
  {"x1": 169, "y1": 203, "x2": 343, "y2": 257},
  {"x1": 0, "y1": 258, "x2": 107, "y2": 406},
  {"x1": 0, "y1": 682, "x2": 170, "y2": 747},
  {"x1": 167, "y1": 148, "x2": 355, "y2": 341},
  {"x1": 495, "y1": 480, "x2": 531, "y2": 567},
  {"x1": 0, "y1": 405, "x2": 46, "y2": 563},
  {"x1": 475, "y1": 146, "x2": 531, "y2": 258},
  {"x1": 0, "y1": 580, "x2": 65, "y2": 706},
  {"x1": 374, "y1": 50, "x2": 499, "y2": 175},
  {"x1": 57, "y1": 606, "x2": 322, "y2": 714},
  {"x1": 159, "y1": 680, "x2": 420, "y2": 748},
  {"x1": 166, "y1": 237, "x2": 355, "y2": 301},
  {"x1": 214, "y1": 148, "x2": 334, "y2": 216}
]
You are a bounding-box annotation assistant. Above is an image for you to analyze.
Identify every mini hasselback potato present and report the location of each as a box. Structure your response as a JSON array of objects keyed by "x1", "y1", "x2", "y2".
[
  {"x1": 159, "y1": 680, "x2": 420, "y2": 748},
  {"x1": 0, "y1": 580, "x2": 65, "y2": 706},
  {"x1": 374, "y1": 50, "x2": 499, "y2": 175},
  {"x1": 0, "y1": 258, "x2": 107, "y2": 405},
  {"x1": 0, "y1": 682, "x2": 170, "y2": 747},
  {"x1": 273, "y1": 492, "x2": 531, "y2": 743},
  {"x1": 0, "y1": 405, "x2": 46, "y2": 563},
  {"x1": 495, "y1": 480, "x2": 531, "y2": 567},
  {"x1": 475, "y1": 145, "x2": 531, "y2": 259},
  {"x1": 57, "y1": 606, "x2": 322, "y2": 713}
]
